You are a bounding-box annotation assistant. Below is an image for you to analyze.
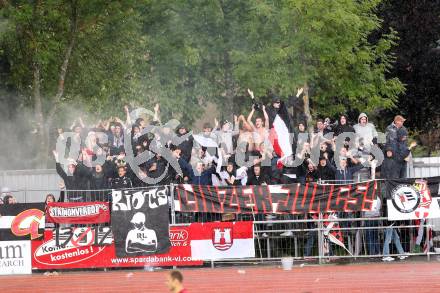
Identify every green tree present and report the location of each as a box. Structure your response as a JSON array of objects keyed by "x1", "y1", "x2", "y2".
[
  {"x1": 233, "y1": 0, "x2": 405, "y2": 131},
  {"x1": 0, "y1": 0, "x2": 149, "y2": 167},
  {"x1": 142, "y1": 0, "x2": 254, "y2": 123}
]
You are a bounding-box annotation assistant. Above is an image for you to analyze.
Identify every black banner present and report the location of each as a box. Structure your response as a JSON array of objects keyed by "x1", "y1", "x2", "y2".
[
  {"x1": 383, "y1": 176, "x2": 440, "y2": 199},
  {"x1": 0, "y1": 203, "x2": 45, "y2": 240},
  {"x1": 175, "y1": 182, "x2": 380, "y2": 214},
  {"x1": 111, "y1": 187, "x2": 171, "y2": 258}
]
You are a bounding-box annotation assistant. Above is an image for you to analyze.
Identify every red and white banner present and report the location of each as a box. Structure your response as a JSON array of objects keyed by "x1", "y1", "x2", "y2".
[
  {"x1": 387, "y1": 180, "x2": 440, "y2": 220},
  {"x1": 31, "y1": 222, "x2": 255, "y2": 269},
  {"x1": 46, "y1": 202, "x2": 110, "y2": 224},
  {"x1": 190, "y1": 221, "x2": 255, "y2": 260},
  {"x1": 31, "y1": 226, "x2": 202, "y2": 269}
]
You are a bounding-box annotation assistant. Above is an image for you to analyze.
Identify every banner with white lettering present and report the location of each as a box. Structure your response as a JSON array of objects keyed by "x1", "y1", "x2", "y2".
[
  {"x1": 31, "y1": 226, "x2": 202, "y2": 269},
  {"x1": 111, "y1": 187, "x2": 171, "y2": 258},
  {"x1": 46, "y1": 202, "x2": 110, "y2": 224},
  {"x1": 0, "y1": 240, "x2": 32, "y2": 275}
]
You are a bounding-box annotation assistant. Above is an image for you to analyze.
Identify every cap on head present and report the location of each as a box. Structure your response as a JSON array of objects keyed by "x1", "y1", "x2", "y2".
[{"x1": 394, "y1": 115, "x2": 406, "y2": 123}]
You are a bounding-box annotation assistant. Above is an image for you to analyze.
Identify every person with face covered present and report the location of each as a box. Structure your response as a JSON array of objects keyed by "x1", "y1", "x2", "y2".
[{"x1": 380, "y1": 147, "x2": 400, "y2": 179}]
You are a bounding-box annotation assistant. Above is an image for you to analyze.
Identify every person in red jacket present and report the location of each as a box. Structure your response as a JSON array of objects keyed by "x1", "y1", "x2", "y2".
[{"x1": 166, "y1": 270, "x2": 188, "y2": 293}]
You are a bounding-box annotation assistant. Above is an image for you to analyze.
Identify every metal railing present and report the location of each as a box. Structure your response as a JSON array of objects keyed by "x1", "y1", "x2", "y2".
[{"x1": 2, "y1": 185, "x2": 439, "y2": 267}]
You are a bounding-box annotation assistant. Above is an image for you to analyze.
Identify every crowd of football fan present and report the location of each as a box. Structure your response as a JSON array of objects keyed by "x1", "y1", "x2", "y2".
[
  {"x1": 0, "y1": 89, "x2": 416, "y2": 204},
  {"x1": 0, "y1": 91, "x2": 427, "y2": 260}
]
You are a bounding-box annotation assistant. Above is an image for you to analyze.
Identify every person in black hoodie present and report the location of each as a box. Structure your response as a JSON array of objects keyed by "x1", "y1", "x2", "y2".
[
  {"x1": 246, "y1": 164, "x2": 270, "y2": 185},
  {"x1": 380, "y1": 147, "x2": 400, "y2": 179},
  {"x1": 53, "y1": 150, "x2": 89, "y2": 202},
  {"x1": 110, "y1": 165, "x2": 133, "y2": 189},
  {"x1": 175, "y1": 126, "x2": 193, "y2": 163},
  {"x1": 317, "y1": 157, "x2": 335, "y2": 182},
  {"x1": 265, "y1": 95, "x2": 293, "y2": 132},
  {"x1": 333, "y1": 114, "x2": 355, "y2": 137},
  {"x1": 81, "y1": 162, "x2": 112, "y2": 201}
]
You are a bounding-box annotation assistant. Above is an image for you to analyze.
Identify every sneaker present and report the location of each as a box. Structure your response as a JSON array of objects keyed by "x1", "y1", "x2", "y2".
[
  {"x1": 382, "y1": 256, "x2": 395, "y2": 262},
  {"x1": 280, "y1": 231, "x2": 293, "y2": 237},
  {"x1": 398, "y1": 254, "x2": 409, "y2": 260}
]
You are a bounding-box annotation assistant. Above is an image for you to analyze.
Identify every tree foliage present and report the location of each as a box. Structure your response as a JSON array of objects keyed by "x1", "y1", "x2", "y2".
[
  {"x1": 375, "y1": 0, "x2": 440, "y2": 153},
  {"x1": 0, "y1": 0, "x2": 407, "y2": 168}
]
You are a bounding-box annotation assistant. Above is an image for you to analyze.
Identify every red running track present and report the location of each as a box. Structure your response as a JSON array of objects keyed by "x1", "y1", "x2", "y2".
[{"x1": 1, "y1": 262, "x2": 440, "y2": 292}]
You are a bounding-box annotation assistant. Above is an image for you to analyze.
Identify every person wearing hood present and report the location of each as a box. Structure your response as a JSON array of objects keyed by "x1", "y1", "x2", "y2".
[
  {"x1": 333, "y1": 115, "x2": 355, "y2": 137},
  {"x1": 246, "y1": 163, "x2": 271, "y2": 185},
  {"x1": 353, "y1": 113, "x2": 378, "y2": 149},
  {"x1": 265, "y1": 95, "x2": 292, "y2": 131},
  {"x1": 317, "y1": 156, "x2": 335, "y2": 182},
  {"x1": 175, "y1": 126, "x2": 193, "y2": 163},
  {"x1": 218, "y1": 161, "x2": 246, "y2": 186},
  {"x1": 380, "y1": 147, "x2": 400, "y2": 179}
]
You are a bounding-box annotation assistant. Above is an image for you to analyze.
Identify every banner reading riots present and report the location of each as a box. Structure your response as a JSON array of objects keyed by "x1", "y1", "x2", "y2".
[
  {"x1": 111, "y1": 187, "x2": 171, "y2": 257},
  {"x1": 174, "y1": 182, "x2": 380, "y2": 214}
]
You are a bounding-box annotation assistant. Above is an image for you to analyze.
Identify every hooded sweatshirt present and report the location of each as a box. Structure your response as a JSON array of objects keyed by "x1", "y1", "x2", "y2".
[
  {"x1": 333, "y1": 115, "x2": 355, "y2": 137},
  {"x1": 353, "y1": 113, "x2": 378, "y2": 147}
]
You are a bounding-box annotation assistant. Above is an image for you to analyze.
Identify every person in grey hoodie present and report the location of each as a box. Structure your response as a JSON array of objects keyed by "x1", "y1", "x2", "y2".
[{"x1": 353, "y1": 113, "x2": 378, "y2": 149}]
